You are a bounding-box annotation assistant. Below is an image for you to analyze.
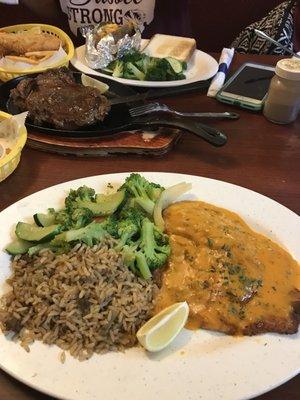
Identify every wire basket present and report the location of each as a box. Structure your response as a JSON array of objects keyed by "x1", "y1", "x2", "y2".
[
  {"x1": 0, "y1": 23, "x2": 75, "y2": 82},
  {"x1": 0, "y1": 111, "x2": 27, "y2": 182}
]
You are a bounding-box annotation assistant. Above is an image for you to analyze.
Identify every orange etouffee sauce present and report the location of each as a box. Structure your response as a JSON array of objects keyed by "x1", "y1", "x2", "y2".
[{"x1": 154, "y1": 201, "x2": 300, "y2": 335}]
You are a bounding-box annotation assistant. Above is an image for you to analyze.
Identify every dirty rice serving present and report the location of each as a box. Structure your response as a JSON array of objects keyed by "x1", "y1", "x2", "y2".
[{"x1": 0, "y1": 240, "x2": 158, "y2": 361}]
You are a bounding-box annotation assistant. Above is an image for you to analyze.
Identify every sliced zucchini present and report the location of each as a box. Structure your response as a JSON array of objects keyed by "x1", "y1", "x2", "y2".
[
  {"x1": 112, "y1": 61, "x2": 124, "y2": 78},
  {"x1": 76, "y1": 190, "x2": 125, "y2": 216},
  {"x1": 33, "y1": 212, "x2": 56, "y2": 227},
  {"x1": 6, "y1": 238, "x2": 32, "y2": 255},
  {"x1": 15, "y1": 222, "x2": 61, "y2": 243},
  {"x1": 166, "y1": 57, "x2": 183, "y2": 73}
]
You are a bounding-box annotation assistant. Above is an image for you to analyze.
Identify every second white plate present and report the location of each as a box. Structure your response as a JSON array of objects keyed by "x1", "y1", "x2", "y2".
[
  {"x1": 71, "y1": 42, "x2": 218, "y2": 88},
  {"x1": 0, "y1": 172, "x2": 299, "y2": 400}
]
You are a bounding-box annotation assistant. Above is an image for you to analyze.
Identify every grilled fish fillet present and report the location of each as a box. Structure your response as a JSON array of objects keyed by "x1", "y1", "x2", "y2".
[{"x1": 155, "y1": 201, "x2": 300, "y2": 336}]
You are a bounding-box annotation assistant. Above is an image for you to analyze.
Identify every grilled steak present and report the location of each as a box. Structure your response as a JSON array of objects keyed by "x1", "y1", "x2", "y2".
[{"x1": 10, "y1": 68, "x2": 110, "y2": 130}]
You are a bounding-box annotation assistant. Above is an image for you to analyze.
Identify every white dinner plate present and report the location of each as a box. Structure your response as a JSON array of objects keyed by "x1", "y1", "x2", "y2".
[
  {"x1": 70, "y1": 42, "x2": 218, "y2": 88},
  {"x1": 0, "y1": 172, "x2": 299, "y2": 400}
]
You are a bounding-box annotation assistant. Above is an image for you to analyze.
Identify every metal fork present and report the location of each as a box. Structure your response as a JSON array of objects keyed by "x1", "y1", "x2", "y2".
[
  {"x1": 129, "y1": 102, "x2": 240, "y2": 119},
  {"x1": 254, "y1": 29, "x2": 300, "y2": 59}
]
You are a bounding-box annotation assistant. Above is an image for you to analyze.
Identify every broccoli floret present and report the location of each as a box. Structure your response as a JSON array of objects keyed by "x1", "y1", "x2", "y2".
[
  {"x1": 102, "y1": 209, "x2": 140, "y2": 238},
  {"x1": 49, "y1": 206, "x2": 93, "y2": 230},
  {"x1": 118, "y1": 206, "x2": 145, "y2": 225},
  {"x1": 103, "y1": 214, "x2": 119, "y2": 238},
  {"x1": 106, "y1": 51, "x2": 186, "y2": 81},
  {"x1": 102, "y1": 214, "x2": 133, "y2": 244},
  {"x1": 153, "y1": 224, "x2": 169, "y2": 245},
  {"x1": 139, "y1": 218, "x2": 170, "y2": 270},
  {"x1": 135, "y1": 54, "x2": 151, "y2": 73},
  {"x1": 121, "y1": 243, "x2": 139, "y2": 274},
  {"x1": 49, "y1": 208, "x2": 71, "y2": 230},
  {"x1": 147, "y1": 183, "x2": 164, "y2": 202},
  {"x1": 52, "y1": 185, "x2": 96, "y2": 229},
  {"x1": 121, "y1": 50, "x2": 144, "y2": 64},
  {"x1": 145, "y1": 58, "x2": 168, "y2": 81},
  {"x1": 114, "y1": 217, "x2": 139, "y2": 251},
  {"x1": 112, "y1": 60, "x2": 124, "y2": 77},
  {"x1": 104, "y1": 207, "x2": 143, "y2": 251},
  {"x1": 121, "y1": 245, "x2": 151, "y2": 280},
  {"x1": 119, "y1": 173, "x2": 164, "y2": 215},
  {"x1": 102, "y1": 206, "x2": 155, "y2": 278},
  {"x1": 118, "y1": 216, "x2": 169, "y2": 279},
  {"x1": 65, "y1": 186, "x2": 95, "y2": 210},
  {"x1": 144, "y1": 58, "x2": 187, "y2": 81},
  {"x1": 123, "y1": 62, "x2": 145, "y2": 81},
  {"x1": 135, "y1": 251, "x2": 152, "y2": 280},
  {"x1": 71, "y1": 207, "x2": 94, "y2": 229},
  {"x1": 52, "y1": 221, "x2": 107, "y2": 247}
]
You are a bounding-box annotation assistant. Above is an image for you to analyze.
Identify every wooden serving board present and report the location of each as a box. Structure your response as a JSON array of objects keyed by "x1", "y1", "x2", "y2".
[{"x1": 26, "y1": 127, "x2": 182, "y2": 157}]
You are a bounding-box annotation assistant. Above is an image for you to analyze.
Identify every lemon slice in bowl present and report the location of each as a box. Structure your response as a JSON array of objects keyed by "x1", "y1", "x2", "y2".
[
  {"x1": 136, "y1": 302, "x2": 189, "y2": 352},
  {"x1": 81, "y1": 74, "x2": 109, "y2": 94}
]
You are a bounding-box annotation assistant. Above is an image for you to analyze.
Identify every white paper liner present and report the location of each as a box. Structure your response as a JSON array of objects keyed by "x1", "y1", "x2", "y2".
[
  {"x1": 0, "y1": 138, "x2": 12, "y2": 160},
  {"x1": 0, "y1": 47, "x2": 67, "y2": 71},
  {"x1": 0, "y1": 112, "x2": 28, "y2": 160},
  {"x1": 0, "y1": 112, "x2": 28, "y2": 140}
]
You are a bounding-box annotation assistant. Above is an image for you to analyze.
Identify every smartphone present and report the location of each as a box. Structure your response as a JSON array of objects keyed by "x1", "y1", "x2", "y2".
[{"x1": 216, "y1": 62, "x2": 275, "y2": 111}]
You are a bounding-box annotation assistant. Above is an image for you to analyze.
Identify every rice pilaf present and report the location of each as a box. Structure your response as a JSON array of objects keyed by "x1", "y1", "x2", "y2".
[{"x1": 0, "y1": 239, "x2": 158, "y2": 360}]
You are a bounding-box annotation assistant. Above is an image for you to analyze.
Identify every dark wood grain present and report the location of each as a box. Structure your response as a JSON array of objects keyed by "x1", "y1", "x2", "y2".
[{"x1": 0, "y1": 53, "x2": 299, "y2": 400}]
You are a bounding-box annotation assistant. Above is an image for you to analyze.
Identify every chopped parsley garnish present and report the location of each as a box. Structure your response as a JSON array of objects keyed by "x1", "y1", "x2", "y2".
[
  {"x1": 184, "y1": 250, "x2": 194, "y2": 262},
  {"x1": 222, "y1": 244, "x2": 232, "y2": 257},
  {"x1": 227, "y1": 264, "x2": 242, "y2": 275},
  {"x1": 203, "y1": 280, "x2": 210, "y2": 289},
  {"x1": 222, "y1": 244, "x2": 231, "y2": 252},
  {"x1": 239, "y1": 275, "x2": 263, "y2": 288},
  {"x1": 229, "y1": 305, "x2": 238, "y2": 316},
  {"x1": 207, "y1": 238, "x2": 214, "y2": 248}
]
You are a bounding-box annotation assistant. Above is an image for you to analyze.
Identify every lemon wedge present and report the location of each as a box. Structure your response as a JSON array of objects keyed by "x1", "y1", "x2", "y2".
[
  {"x1": 81, "y1": 74, "x2": 109, "y2": 94},
  {"x1": 136, "y1": 302, "x2": 189, "y2": 352}
]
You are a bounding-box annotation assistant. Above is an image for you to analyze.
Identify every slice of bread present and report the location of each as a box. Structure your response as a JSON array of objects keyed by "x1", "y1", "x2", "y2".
[{"x1": 144, "y1": 34, "x2": 196, "y2": 62}]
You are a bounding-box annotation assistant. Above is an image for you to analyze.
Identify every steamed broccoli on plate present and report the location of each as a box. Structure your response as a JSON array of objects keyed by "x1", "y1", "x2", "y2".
[
  {"x1": 101, "y1": 51, "x2": 187, "y2": 81},
  {"x1": 6, "y1": 173, "x2": 191, "y2": 280}
]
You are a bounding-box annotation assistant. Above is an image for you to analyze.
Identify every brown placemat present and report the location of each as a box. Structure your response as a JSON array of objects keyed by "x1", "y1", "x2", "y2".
[{"x1": 27, "y1": 127, "x2": 182, "y2": 157}]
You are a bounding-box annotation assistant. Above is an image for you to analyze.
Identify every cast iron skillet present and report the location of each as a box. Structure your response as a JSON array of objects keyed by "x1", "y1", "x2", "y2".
[{"x1": 0, "y1": 71, "x2": 227, "y2": 147}]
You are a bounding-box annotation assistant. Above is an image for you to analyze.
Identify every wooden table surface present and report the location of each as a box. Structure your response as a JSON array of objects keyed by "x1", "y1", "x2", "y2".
[{"x1": 0, "y1": 53, "x2": 299, "y2": 400}]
